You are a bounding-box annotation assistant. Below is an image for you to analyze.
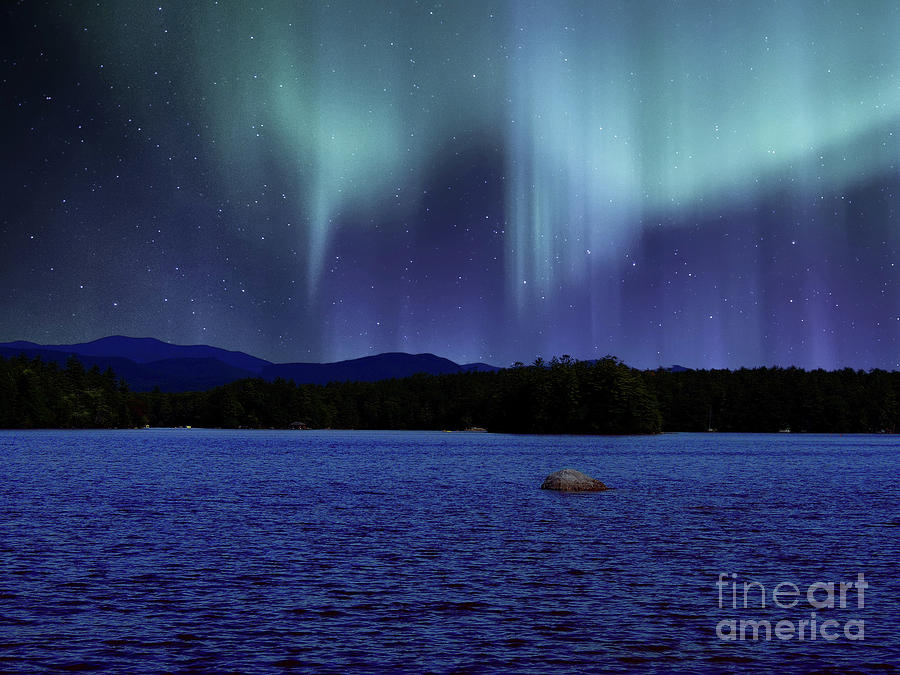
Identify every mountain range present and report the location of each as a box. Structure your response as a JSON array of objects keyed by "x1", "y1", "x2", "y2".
[{"x1": 0, "y1": 336, "x2": 500, "y2": 392}]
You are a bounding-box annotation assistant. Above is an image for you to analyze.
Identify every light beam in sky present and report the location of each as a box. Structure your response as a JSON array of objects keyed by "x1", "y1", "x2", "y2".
[{"x1": 1, "y1": 0, "x2": 899, "y2": 369}]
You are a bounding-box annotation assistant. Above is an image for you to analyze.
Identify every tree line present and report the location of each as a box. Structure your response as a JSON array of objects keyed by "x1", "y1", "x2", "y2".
[
  {"x1": 647, "y1": 365, "x2": 898, "y2": 433},
  {"x1": 0, "y1": 353, "x2": 897, "y2": 434},
  {"x1": 0, "y1": 355, "x2": 136, "y2": 429},
  {"x1": 138, "y1": 355, "x2": 661, "y2": 434}
]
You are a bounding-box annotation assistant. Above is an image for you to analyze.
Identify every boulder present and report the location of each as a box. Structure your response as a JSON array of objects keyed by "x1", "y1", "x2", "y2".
[{"x1": 540, "y1": 468, "x2": 609, "y2": 492}]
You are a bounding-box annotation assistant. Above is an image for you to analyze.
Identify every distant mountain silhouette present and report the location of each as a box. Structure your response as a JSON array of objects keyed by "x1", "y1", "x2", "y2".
[
  {"x1": 0, "y1": 345, "x2": 161, "y2": 384},
  {"x1": 262, "y1": 352, "x2": 465, "y2": 385},
  {"x1": 0, "y1": 337, "x2": 500, "y2": 392},
  {"x1": 4, "y1": 336, "x2": 271, "y2": 373},
  {"x1": 460, "y1": 362, "x2": 502, "y2": 373}
]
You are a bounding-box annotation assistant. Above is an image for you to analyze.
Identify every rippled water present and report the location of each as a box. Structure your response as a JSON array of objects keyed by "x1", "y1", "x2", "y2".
[{"x1": 0, "y1": 430, "x2": 898, "y2": 673}]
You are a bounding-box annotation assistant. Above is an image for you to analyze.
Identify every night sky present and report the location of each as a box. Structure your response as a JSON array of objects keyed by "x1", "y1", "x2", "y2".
[{"x1": 3, "y1": 1, "x2": 899, "y2": 370}]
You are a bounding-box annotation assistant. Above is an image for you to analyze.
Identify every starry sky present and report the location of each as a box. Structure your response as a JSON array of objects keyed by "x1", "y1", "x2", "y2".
[{"x1": 2, "y1": 0, "x2": 899, "y2": 370}]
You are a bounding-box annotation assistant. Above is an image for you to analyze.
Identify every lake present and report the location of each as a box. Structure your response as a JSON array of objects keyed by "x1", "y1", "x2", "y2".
[{"x1": 0, "y1": 430, "x2": 898, "y2": 672}]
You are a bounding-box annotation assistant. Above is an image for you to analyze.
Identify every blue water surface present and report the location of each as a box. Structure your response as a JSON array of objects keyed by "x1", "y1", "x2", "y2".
[{"x1": 0, "y1": 430, "x2": 897, "y2": 673}]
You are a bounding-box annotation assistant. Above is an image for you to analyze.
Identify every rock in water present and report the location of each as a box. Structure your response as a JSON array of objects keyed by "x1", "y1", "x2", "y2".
[{"x1": 540, "y1": 469, "x2": 609, "y2": 492}]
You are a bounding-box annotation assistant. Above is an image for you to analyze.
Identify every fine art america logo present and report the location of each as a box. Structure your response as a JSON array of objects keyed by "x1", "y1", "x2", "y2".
[{"x1": 715, "y1": 572, "x2": 867, "y2": 641}]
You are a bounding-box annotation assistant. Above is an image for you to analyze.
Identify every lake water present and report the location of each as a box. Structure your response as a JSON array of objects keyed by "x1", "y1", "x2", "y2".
[{"x1": 0, "y1": 430, "x2": 897, "y2": 673}]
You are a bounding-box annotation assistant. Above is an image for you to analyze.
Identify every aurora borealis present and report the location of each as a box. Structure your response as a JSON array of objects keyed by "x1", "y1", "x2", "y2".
[{"x1": 3, "y1": 0, "x2": 899, "y2": 369}]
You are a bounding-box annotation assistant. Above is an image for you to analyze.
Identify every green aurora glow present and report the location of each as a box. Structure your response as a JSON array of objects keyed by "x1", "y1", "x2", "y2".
[{"x1": 4, "y1": 0, "x2": 899, "y2": 368}]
